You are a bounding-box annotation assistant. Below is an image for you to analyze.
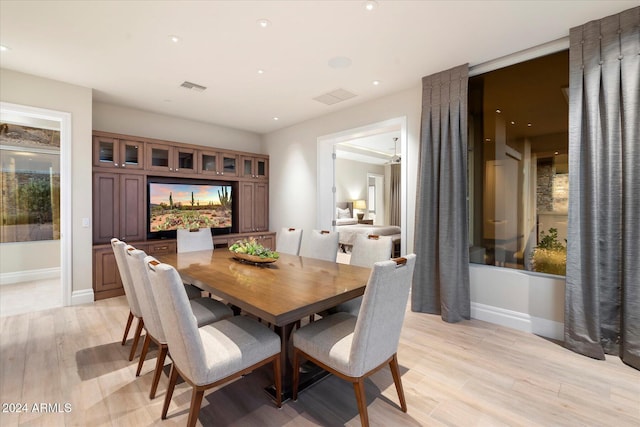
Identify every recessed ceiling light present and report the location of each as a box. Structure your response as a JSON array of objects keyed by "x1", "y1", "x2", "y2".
[
  {"x1": 257, "y1": 69, "x2": 265, "y2": 74},
  {"x1": 364, "y1": 0, "x2": 378, "y2": 11},
  {"x1": 0, "y1": 45, "x2": 10, "y2": 52},
  {"x1": 510, "y1": 121, "x2": 515, "y2": 125},
  {"x1": 257, "y1": 19, "x2": 271, "y2": 28},
  {"x1": 555, "y1": 151, "x2": 559, "y2": 155},
  {"x1": 527, "y1": 123, "x2": 532, "y2": 127},
  {"x1": 168, "y1": 35, "x2": 181, "y2": 43},
  {"x1": 273, "y1": 117, "x2": 279, "y2": 121},
  {"x1": 372, "y1": 80, "x2": 380, "y2": 86},
  {"x1": 495, "y1": 109, "x2": 501, "y2": 113}
]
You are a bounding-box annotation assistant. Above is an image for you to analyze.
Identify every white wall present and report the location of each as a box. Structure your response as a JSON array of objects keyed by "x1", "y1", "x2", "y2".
[
  {"x1": 93, "y1": 102, "x2": 262, "y2": 153},
  {"x1": 0, "y1": 68, "x2": 93, "y2": 300},
  {"x1": 335, "y1": 158, "x2": 384, "y2": 205},
  {"x1": 470, "y1": 264, "x2": 565, "y2": 340},
  {"x1": 263, "y1": 86, "x2": 422, "y2": 258}
]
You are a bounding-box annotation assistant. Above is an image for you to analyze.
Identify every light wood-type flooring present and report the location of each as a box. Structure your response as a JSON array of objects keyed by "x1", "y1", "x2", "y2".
[{"x1": 1, "y1": 296, "x2": 638, "y2": 426}]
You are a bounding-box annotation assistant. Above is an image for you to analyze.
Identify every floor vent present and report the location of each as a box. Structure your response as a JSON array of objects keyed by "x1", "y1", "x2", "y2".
[{"x1": 313, "y1": 88, "x2": 357, "y2": 105}]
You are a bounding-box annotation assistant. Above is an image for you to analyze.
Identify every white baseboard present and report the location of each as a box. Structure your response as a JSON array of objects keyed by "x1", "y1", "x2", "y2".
[
  {"x1": 471, "y1": 302, "x2": 564, "y2": 341},
  {"x1": 71, "y1": 289, "x2": 94, "y2": 306},
  {"x1": 0, "y1": 267, "x2": 60, "y2": 285}
]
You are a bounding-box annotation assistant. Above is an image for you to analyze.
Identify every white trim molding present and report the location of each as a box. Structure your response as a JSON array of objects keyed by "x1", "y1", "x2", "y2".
[
  {"x1": 471, "y1": 302, "x2": 564, "y2": 341},
  {"x1": 71, "y1": 289, "x2": 95, "y2": 306},
  {"x1": 0, "y1": 268, "x2": 60, "y2": 285}
]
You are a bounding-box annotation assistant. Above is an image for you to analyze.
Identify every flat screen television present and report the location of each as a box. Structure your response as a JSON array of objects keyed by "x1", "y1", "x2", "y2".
[{"x1": 147, "y1": 177, "x2": 237, "y2": 239}]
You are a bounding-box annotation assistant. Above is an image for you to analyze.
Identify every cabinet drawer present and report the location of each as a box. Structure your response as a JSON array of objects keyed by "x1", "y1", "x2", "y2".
[{"x1": 147, "y1": 241, "x2": 177, "y2": 254}]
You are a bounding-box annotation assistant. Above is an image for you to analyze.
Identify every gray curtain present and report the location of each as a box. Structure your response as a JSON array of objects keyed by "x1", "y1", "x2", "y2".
[
  {"x1": 565, "y1": 7, "x2": 639, "y2": 370},
  {"x1": 389, "y1": 163, "x2": 401, "y2": 226},
  {"x1": 412, "y1": 64, "x2": 470, "y2": 322}
]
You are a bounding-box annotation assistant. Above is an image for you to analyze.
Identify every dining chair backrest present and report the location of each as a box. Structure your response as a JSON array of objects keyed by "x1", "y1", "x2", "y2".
[
  {"x1": 349, "y1": 234, "x2": 393, "y2": 268},
  {"x1": 307, "y1": 230, "x2": 339, "y2": 262},
  {"x1": 276, "y1": 227, "x2": 303, "y2": 256},
  {"x1": 177, "y1": 228, "x2": 214, "y2": 253},
  {"x1": 350, "y1": 254, "x2": 416, "y2": 377},
  {"x1": 145, "y1": 256, "x2": 208, "y2": 383},
  {"x1": 111, "y1": 238, "x2": 142, "y2": 318},
  {"x1": 125, "y1": 246, "x2": 166, "y2": 343}
]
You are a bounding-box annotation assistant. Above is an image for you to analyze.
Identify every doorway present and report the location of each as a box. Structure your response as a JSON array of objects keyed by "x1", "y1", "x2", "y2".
[
  {"x1": 0, "y1": 102, "x2": 72, "y2": 314},
  {"x1": 316, "y1": 116, "x2": 408, "y2": 256}
]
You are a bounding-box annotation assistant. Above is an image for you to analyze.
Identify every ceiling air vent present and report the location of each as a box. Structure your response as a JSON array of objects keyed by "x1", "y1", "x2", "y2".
[
  {"x1": 180, "y1": 81, "x2": 207, "y2": 92},
  {"x1": 313, "y1": 88, "x2": 357, "y2": 106}
]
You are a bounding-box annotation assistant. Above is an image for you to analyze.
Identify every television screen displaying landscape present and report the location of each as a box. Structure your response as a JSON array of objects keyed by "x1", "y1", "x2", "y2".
[{"x1": 149, "y1": 182, "x2": 232, "y2": 232}]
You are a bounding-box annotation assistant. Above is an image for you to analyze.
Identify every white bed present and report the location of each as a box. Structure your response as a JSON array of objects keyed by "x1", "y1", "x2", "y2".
[{"x1": 335, "y1": 202, "x2": 401, "y2": 255}]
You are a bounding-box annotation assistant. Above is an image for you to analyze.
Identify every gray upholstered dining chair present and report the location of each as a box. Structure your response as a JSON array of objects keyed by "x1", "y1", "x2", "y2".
[
  {"x1": 112, "y1": 238, "x2": 203, "y2": 361},
  {"x1": 177, "y1": 227, "x2": 214, "y2": 253},
  {"x1": 111, "y1": 238, "x2": 145, "y2": 361},
  {"x1": 334, "y1": 234, "x2": 393, "y2": 316},
  {"x1": 144, "y1": 256, "x2": 282, "y2": 427},
  {"x1": 292, "y1": 254, "x2": 416, "y2": 427},
  {"x1": 276, "y1": 227, "x2": 303, "y2": 256},
  {"x1": 123, "y1": 244, "x2": 234, "y2": 399},
  {"x1": 307, "y1": 229, "x2": 339, "y2": 262}
]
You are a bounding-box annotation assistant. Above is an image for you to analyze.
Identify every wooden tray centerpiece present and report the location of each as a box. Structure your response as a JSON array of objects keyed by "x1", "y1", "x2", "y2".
[{"x1": 229, "y1": 238, "x2": 280, "y2": 264}]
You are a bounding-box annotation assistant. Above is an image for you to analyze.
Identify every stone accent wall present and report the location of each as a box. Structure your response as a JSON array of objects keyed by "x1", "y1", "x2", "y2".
[{"x1": 537, "y1": 159, "x2": 554, "y2": 212}]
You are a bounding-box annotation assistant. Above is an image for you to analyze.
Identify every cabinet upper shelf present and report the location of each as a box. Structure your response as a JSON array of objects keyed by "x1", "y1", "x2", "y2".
[{"x1": 93, "y1": 131, "x2": 268, "y2": 180}]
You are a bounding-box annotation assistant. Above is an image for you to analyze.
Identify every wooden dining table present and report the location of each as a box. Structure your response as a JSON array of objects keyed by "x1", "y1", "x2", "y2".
[{"x1": 156, "y1": 248, "x2": 372, "y2": 400}]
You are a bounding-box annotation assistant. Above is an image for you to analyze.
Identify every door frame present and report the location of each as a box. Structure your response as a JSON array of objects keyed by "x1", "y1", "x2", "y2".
[
  {"x1": 317, "y1": 116, "x2": 408, "y2": 256},
  {"x1": 0, "y1": 102, "x2": 72, "y2": 306}
]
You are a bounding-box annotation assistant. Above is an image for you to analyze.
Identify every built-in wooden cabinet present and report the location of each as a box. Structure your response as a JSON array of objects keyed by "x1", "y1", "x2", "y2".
[
  {"x1": 92, "y1": 131, "x2": 271, "y2": 300},
  {"x1": 239, "y1": 181, "x2": 269, "y2": 233},
  {"x1": 93, "y1": 172, "x2": 145, "y2": 244},
  {"x1": 199, "y1": 150, "x2": 238, "y2": 177},
  {"x1": 93, "y1": 136, "x2": 144, "y2": 170},
  {"x1": 240, "y1": 155, "x2": 268, "y2": 180},
  {"x1": 146, "y1": 142, "x2": 198, "y2": 174}
]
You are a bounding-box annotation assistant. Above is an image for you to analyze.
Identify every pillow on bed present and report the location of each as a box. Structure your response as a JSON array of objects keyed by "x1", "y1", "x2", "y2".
[
  {"x1": 336, "y1": 207, "x2": 352, "y2": 219},
  {"x1": 336, "y1": 218, "x2": 358, "y2": 226}
]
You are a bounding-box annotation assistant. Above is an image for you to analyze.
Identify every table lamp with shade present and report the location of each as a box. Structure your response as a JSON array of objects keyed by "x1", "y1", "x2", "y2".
[{"x1": 353, "y1": 199, "x2": 367, "y2": 220}]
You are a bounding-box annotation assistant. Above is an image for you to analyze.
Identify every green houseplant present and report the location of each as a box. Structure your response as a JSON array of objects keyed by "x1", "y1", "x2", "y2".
[{"x1": 531, "y1": 227, "x2": 566, "y2": 275}]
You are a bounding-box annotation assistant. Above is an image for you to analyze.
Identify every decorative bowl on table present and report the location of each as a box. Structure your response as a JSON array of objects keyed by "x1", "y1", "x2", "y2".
[{"x1": 229, "y1": 238, "x2": 279, "y2": 264}]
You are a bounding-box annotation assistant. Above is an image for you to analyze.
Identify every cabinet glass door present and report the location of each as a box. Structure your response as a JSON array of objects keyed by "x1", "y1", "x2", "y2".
[
  {"x1": 243, "y1": 158, "x2": 253, "y2": 177},
  {"x1": 256, "y1": 158, "x2": 267, "y2": 178},
  {"x1": 121, "y1": 140, "x2": 143, "y2": 169},
  {"x1": 175, "y1": 148, "x2": 196, "y2": 173},
  {"x1": 98, "y1": 140, "x2": 115, "y2": 163},
  {"x1": 222, "y1": 154, "x2": 237, "y2": 176},
  {"x1": 201, "y1": 154, "x2": 218, "y2": 173},
  {"x1": 151, "y1": 147, "x2": 170, "y2": 167}
]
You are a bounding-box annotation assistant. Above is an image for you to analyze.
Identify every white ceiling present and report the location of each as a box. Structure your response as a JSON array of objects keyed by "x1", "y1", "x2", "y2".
[{"x1": 0, "y1": 1, "x2": 635, "y2": 135}]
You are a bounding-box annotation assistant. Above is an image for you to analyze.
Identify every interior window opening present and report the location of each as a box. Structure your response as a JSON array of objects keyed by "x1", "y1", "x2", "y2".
[{"x1": 468, "y1": 50, "x2": 569, "y2": 275}]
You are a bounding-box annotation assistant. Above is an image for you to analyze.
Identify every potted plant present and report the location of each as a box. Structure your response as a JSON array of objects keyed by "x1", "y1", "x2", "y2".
[{"x1": 531, "y1": 227, "x2": 566, "y2": 275}]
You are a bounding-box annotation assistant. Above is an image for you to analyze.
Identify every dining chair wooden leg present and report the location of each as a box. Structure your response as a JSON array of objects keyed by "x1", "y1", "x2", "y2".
[
  {"x1": 389, "y1": 353, "x2": 407, "y2": 412},
  {"x1": 136, "y1": 333, "x2": 151, "y2": 376},
  {"x1": 122, "y1": 311, "x2": 134, "y2": 345},
  {"x1": 162, "y1": 364, "x2": 179, "y2": 420},
  {"x1": 187, "y1": 388, "x2": 205, "y2": 427},
  {"x1": 128, "y1": 318, "x2": 144, "y2": 361},
  {"x1": 150, "y1": 345, "x2": 168, "y2": 399},
  {"x1": 353, "y1": 378, "x2": 369, "y2": 427},
  {"x1": 273, "y1": 355, "x2": 282, "y2": 408},
  {"x1": 292, "y1": 349, "x2": 300, "y2": 401}
]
